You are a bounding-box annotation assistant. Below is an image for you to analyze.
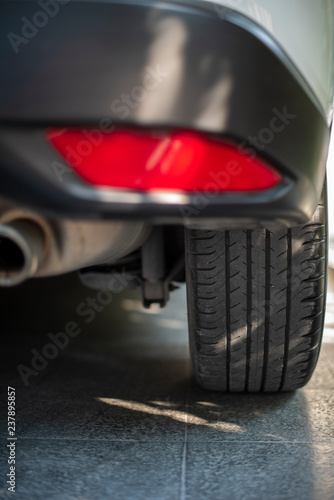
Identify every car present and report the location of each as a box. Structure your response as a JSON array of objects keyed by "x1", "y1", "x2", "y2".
[{"x1": 0, "y1": 0, "x2": 333, "y2": 392}]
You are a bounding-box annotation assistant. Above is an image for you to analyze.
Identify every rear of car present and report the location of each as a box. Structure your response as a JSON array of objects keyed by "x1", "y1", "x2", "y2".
[{"x1": 1, "y1": 0, "x2": 333, "y2": 391}]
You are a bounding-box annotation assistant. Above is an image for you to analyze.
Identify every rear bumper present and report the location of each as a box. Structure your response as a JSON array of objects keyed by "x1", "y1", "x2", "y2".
[{"x1": 0, "y1": 0, "x2": 330, "y2": 227}]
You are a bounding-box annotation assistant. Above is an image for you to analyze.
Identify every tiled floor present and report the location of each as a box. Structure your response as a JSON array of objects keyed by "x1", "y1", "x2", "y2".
[{"x1": 0, "y1": 270, "x2": 333, "y2": 500}]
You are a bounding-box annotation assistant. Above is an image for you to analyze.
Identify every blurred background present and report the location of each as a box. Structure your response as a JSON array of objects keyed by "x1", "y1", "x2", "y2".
[{"x1": 327, "y1": 123, "x2": 334, "y2": 267}]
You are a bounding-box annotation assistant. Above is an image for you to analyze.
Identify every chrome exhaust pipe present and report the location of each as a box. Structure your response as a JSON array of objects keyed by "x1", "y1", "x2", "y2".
[
  {"x1": 0, "y1": 219, "x2": 45, "y2": 287},
  {"x1": 0, "y1": 201, "x2": 151, "y2": 287}
]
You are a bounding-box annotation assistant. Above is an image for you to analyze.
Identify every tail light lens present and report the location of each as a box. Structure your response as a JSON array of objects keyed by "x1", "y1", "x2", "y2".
[{"x1": 47, "y1": 128, "x2": 282, "y2": 192}]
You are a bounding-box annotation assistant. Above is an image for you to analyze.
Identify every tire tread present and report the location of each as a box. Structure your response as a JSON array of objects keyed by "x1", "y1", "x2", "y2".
[{"x1": 185, "y1": 195, "x2": 327, "y2": 392}]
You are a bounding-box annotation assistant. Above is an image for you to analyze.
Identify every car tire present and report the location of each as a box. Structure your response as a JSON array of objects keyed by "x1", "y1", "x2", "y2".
[{"x1": 185, "y1": 186, "x2": 327, "y2": 392}]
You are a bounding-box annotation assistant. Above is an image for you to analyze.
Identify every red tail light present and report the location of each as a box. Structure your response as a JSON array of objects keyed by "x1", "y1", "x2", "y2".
[{"x1": 47, "y1": 129, "x2": 282, "y2": 192}]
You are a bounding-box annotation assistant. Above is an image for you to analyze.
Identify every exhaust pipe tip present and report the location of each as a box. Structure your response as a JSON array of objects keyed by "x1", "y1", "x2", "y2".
[{"x1": 0, "y1": 220, "x2": 45, "y2": 287}]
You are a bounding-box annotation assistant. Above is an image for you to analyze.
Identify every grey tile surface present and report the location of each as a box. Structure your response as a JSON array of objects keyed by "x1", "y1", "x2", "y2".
[
  {"x1": 0, "y1": 439, "x2": 183, "y2": 500},
  {"x1": 0, "y1": 272, "x2": 334, "y2": 499},
  {"x1": 185, "y1": 442, "x2": 334, "y2": 500}
]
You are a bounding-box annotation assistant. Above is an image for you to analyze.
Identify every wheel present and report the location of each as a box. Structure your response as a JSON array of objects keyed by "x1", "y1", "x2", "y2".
[{"x1": 185, "y1": 187, "x2": 327, "y2": 392}]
